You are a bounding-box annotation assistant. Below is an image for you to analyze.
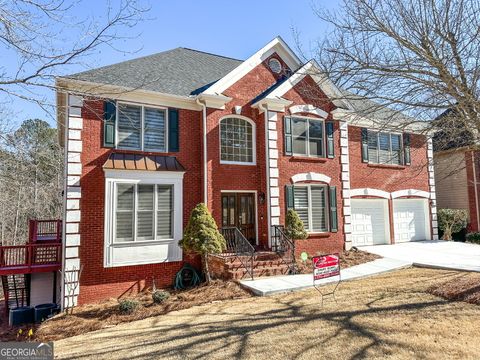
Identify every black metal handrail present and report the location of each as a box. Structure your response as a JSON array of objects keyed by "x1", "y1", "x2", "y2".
[
  {"x1": 272, "y1": 225, "x2": 296, "y2": 274},
  {"x1": 220, "y1": 227, "x2": 255, "y2": 280}
]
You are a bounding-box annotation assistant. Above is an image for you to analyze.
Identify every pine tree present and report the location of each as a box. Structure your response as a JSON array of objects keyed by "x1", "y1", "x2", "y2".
[
  {"x1": 179, "y1": 203, "x2": 226, "y2": 283},
  {"x1": 285, "y1": 209, "x2": 308, "y2": 240}
]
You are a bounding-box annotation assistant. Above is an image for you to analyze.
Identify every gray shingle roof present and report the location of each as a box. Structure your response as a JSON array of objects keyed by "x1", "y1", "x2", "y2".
[{"x1": 65, "y1": 47, "x2": 242, "y2": 97}]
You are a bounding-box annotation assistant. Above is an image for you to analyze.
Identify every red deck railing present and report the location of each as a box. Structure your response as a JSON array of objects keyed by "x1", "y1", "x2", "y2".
[{"x1": 0, "y1": 220, "x2": 62, "y2": 275}]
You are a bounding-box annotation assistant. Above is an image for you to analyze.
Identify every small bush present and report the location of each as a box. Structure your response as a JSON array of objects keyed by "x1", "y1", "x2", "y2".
[
  {"x1": 285, "y1": 209, "x2": 308, "y2": 240},
  {"x1": 118, "y1": 299, "x2": 139, "y2": 315},
  {"x1": 466, "y1": 232, "x2": 480, "y2": 244},
  {"x1": 152, "y1": 290, "x2": 170, "y2": 304},
  {"x1": 438, "y1": 209, "x2": 468, "y2": 240}
]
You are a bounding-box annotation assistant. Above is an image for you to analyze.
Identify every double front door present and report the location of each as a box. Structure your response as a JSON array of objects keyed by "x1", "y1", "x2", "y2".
[{"x1": 221, "y1": 193, "x2": 256, "y2": 245}]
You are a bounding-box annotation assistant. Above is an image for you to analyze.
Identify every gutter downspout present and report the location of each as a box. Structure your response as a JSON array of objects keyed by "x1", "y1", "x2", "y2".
[
  {"x1": 196, "y1": 99, "x2": 208, "y2": 205},
  {"x1": 472, "y1": 151, "x2": 480, "y2": 230},
  {"x1": 259, "y1": 103, "x2": 272, "y2": 247}
]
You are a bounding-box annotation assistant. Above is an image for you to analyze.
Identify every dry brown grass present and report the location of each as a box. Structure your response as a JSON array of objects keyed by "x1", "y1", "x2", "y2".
[
  {"x1": 427, "y1": 272, "x2": 480, "y2": 304},
  {"x1": 0, "y1": 280, "x2": 250, "y2": 342},
  {"x1": 54, "y1": 268, "x2": 480, "y2": 360}
]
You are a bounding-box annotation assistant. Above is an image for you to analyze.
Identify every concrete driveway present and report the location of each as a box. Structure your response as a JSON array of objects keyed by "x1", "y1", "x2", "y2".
[{"x1": 362, "y1": 240, "x2": 480, "y2": 272}]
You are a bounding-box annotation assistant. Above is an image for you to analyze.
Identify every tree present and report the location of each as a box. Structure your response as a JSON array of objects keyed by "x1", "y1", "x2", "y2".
[
  {"x1": 0, "y1": 119, "x2": 62, "y2": 244},
  {"x1": 179, "y1": 203, "x2": 226, "y2": 284},
  {"x1": 285, "y1": 209, "x2": 308, "y2": 241},
  {"x1": 0, "y1": 0, "x2": 147, "y2": 112},
  {"x1": 308, "y1": 0, "x2": 480, "y2": 148},
  {"x1": 438, "y1": 209, "x2": 468, "y2": 240}
]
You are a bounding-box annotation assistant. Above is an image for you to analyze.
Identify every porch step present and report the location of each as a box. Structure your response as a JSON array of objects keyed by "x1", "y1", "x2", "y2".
[{"x1": 225, "y1": 258, "x2": 288, "y2": 271}]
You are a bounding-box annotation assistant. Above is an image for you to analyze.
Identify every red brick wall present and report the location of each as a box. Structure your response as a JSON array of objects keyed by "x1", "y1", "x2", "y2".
[
  {"x1": 277, "y1": 75, "x2": 344, "y2": 255},
  {"x1": 348, "y1": 126, "x2": 429, "y2": 192},
  {"x1": 78, "y1": 100, "x2": 202, "y2": 304},
  {"x1": 204, "y1": 53, "x2": 291, "y2": 249}
]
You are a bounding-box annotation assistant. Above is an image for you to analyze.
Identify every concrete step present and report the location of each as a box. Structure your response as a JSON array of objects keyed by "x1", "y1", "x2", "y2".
[{"x1": 225, "y1": 259, "x2": 288, "y2": 271}]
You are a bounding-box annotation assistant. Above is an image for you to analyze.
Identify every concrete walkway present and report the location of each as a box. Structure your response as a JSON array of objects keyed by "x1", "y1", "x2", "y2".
[
  {"x1": 362, "y1": 240, "x2": 480, "y2": 272},
  {"x1": 240, "y1": 257, "x2": 411, "y2": 296}
]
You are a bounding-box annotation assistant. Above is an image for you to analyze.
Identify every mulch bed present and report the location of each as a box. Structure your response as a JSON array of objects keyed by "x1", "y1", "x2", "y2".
[
  {"x1": 296, "y1": 248, "x2": 381, "y2": 274},
  {"x1": 427, "y1": 273, "x2": 480, "y2": 305},
  {"x1": 0, "y1": 280, "x2": 251, "y2": 342}
]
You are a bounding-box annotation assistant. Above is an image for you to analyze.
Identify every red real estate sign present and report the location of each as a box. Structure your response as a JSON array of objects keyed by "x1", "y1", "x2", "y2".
[{"x1": 313, "y1": 254, "x2": 340, "y2": 281}]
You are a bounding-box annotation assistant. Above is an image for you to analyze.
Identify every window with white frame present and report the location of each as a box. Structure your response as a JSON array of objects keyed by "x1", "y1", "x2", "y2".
[
  {"x1": 293, "y1": 185, "x2": 328, "y2": 232},
  {"x1": 220, "y1": 117, "x2": 255, "y2": 164},
  {"x1": 291, "y1": 117, "x2": 324, "y2": 157},
  {"x1": 117, "y1": 103, "x2": 167, "y2": 151},
  {"x1": 367, "y1": 131, "x2": 402, "y2": 165},
  {"x1": 115, "y1": 183, "x2": 173, "y2": 242}
]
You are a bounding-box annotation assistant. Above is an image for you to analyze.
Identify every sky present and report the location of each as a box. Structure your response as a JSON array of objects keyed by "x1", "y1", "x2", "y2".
[{"x1": 4, "y1": 0, "x2": 341, "y2": 128}]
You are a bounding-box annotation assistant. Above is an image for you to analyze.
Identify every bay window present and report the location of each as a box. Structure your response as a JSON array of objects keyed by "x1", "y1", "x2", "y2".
[{"x1": 115, "y1": 183, "x2": 173, "y2": 242}]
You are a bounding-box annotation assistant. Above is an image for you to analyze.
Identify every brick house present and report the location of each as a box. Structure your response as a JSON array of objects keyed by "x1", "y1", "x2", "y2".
[{"x1": 51, "y1": 37, "x2": 438, "y2": 306}]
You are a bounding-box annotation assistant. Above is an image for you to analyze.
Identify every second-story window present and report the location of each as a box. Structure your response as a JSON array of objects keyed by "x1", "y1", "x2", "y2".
[
  {"x1": 367, "y1": 131, "x2": 402, "y2": 165},
  {"x1": 291, "y1": 116, "x2": 324, "y2": 157},
  {"x1": 117, "y1": 103, "x2": 167, "y2": 152},
  {"x1": 220, "y1": 117, "x2": 255, "y2": 164}
]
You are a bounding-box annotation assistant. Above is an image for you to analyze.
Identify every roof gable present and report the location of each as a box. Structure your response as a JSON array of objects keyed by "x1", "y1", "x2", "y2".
[{"x1": 202, "y1": 36, "x2": 302, "y2": 96}]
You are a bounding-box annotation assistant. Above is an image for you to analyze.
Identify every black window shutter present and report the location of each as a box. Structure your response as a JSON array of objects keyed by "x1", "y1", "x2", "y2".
[
  {"x1": 285, "y1": 185, "x2": 294, "y2": 210},
  {"x1": 361, "y1": 128, "x2": 369, "y2": 162},
  {"x1": 403, "y1": 133, "x2": 411, "y2": 165},
  {"x1": 284, "y1": 116, "x2": 293, "y2": 156},
  {"x1": 326, "y1": 121, "x2": 335, "y2": 158},
  {"x1": 329, "y1": 186, "x2": 338, "y2": 232},
  {"x1": 103, "y1": 100, "x2": 116, "y2": 148},
  {"x1": 168, "y1": 108, "x2": 179, "y2": 152}
]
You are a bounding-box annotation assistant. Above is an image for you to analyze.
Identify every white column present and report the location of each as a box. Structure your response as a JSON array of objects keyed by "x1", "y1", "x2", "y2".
[
  {"x1": 340, "y1": 121, "x2": 353, "y2": 250},
  {"x1": 63, "y1": 94, "x2": 83, "y2": 309},
  {"x1": 427, "y1": 138, "x2": 439, "y2": 240}
]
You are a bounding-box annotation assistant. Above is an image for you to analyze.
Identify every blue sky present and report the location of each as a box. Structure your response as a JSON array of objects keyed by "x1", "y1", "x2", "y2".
[{"x1": 6, "y1": 0, "x2": 340, "y2": 127}]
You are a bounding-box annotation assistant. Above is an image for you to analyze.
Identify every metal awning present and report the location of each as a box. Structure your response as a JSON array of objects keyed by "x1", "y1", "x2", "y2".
[{"x1": 103, "y1": 152, "x2": 185, "y2": 172}]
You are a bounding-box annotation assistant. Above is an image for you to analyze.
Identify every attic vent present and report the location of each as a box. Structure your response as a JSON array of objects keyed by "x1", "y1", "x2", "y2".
[{"x1": 268, "y1": 58, "x2": 282, "y2": 74}]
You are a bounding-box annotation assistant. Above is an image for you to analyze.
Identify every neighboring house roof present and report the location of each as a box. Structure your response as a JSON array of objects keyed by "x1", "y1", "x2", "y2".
[
  {"x1": 103, "y1": 153, "x2": 185, "y2": 172},
  {"x1": 432, "y1": 108, "x2": 476, "y2": 152},
  {"x1": 65, "y1": 47, "x2": 242, "y2": 97}
]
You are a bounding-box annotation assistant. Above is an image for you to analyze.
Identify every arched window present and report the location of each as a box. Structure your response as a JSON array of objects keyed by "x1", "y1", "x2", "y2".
[{"x1": 220, "y1": 117, "x2": 255, "y2": 164}]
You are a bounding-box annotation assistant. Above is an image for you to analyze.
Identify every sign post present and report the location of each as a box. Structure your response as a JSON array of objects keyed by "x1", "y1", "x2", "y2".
[{"x1": 312, "y1": 253, "x2": 341, "y2": 305}]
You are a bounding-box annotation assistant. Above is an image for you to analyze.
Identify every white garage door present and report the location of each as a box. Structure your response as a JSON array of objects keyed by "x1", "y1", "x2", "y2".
[
  {"x1": 393, "y1": 199, "x2": 430, "y2": 242},
  {"x1": 351, "y1": 199, "x2": 390, "y2": 246}
]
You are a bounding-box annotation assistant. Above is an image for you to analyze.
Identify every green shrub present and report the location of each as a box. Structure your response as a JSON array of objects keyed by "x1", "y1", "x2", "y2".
[
  {"x1": 118, "y1": 299, "x2": 139, "y2": 314},
  {"x1": 179, "y1": 203, "x2": 226, "y2": 283},
  {"x1": 438, "y1": 209, "x2": 468, "y2": 240},
  {"x1": 466, "y1": 232, "x2": 480, "y2": 244},
  {"x1": 285, "y1": 209, "x2": 308, "y2": 240},
  {"x1": 152, "y1": 290, "x2": 170, "y2": 304}
]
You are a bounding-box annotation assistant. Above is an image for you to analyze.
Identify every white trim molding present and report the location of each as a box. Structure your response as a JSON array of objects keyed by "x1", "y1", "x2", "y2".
[
  {"x1": 350, "y1": 188, "x2": 391, "y2": 199},
  {"x1": 391, "y1": 189, "x2": 430, "y2": 199},
  {"x1": 203, "y1": 36, "x2": 301, "y2": 96},
  {"x1": 291, "y1": 172, "x2": 331, "y2": 184},
  {"x1": 103, "y1": 169, "x2": 184, "y2": 268},
  {"x1": 427, "y1": 138, "x2": 439, "y2": 240},
  {"x1": 289, "y1": 104, "x2": 328, "y2": 118}
]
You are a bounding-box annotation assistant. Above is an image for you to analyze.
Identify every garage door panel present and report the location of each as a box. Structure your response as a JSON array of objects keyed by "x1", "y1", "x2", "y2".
[
  {"x1": 351, "y1": 199, "x2": 390, "y2": 246},
  {"x1": 393, "y1": 199, "x2": 430, "y2": 242}
]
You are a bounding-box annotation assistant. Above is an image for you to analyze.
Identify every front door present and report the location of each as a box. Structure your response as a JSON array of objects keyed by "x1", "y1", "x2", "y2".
[{"x1": 221, "y1": 193, "x2": 256, "y2": 245}]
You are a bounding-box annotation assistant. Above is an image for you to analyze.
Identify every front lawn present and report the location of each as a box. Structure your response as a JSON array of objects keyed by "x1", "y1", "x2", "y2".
[{"x1": 55, "y1": 268, "x2": 480, "y2": 359}]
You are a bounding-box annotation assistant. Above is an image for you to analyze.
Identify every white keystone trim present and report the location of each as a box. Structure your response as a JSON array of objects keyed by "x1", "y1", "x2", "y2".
[
  {"x1": 427, "y1": 137, "x2": 439, "y2": 240},
  {"x1": 291, "y1": 172, "x2": 331, "y2": 184},
  {"x1": 391, "y1": 189, "x2": 430, "y2": 199},
  {"x1": 289, "y1": 104, "x2": 328, "y2": 118},
  {"x1": 350, "y1": 188, "x2": 391, "y2": 199}
]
